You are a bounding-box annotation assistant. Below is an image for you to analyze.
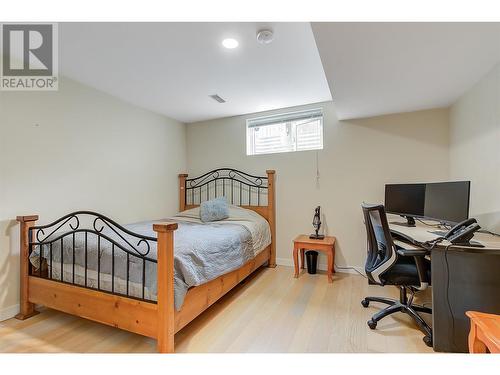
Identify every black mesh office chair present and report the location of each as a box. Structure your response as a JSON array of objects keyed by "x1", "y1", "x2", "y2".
[{"x1": 361, "y1": 203, "x2": 433, "y2": 347}]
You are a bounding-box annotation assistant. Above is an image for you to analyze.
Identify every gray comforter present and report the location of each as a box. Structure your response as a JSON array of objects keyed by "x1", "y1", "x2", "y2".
[{"x1": 30, "y1": 220, "x2": 255, "y2": 310}]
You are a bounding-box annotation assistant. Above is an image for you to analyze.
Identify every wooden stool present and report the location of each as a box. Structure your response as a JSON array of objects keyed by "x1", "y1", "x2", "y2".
[
  {"x1": 466, "y1": 311, "x2": 500, "y2": 353},
  {"x1": 293, "y1": 235, "x2": 336, "y2": 283}
]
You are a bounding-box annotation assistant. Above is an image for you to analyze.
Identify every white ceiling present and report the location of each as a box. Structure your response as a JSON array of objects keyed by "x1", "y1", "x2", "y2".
[
  {"x1": 60, "y1": 23, "x2": 331, "y2": 123},
  {"x1": 312, "y1": 23, "x2": 500, "y2": 120}
]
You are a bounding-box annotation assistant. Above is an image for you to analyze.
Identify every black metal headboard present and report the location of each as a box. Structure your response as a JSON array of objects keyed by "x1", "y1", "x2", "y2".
[{"x1": 184, "y1": 168, "x2": 269, "y2": 206}]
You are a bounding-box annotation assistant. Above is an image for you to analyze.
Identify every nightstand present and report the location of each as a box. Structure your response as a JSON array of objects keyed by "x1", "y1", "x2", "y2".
[{"x1": 293, "y1": 235, "x2": 336, "y2": 283}]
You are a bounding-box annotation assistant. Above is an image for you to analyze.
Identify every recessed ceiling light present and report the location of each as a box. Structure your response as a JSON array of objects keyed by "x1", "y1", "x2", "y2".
[{"x1": 222, "y1": 38, "x2": 239, "y2": 49}]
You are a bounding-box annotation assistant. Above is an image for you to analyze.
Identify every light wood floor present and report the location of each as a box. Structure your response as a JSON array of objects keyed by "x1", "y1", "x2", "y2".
[{"x1": 0, "y1": 266, "x2": 434, "y2": 353}]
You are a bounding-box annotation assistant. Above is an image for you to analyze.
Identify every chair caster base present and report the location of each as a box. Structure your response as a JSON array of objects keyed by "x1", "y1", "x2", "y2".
[
  {"x1": 423, "y1": 335, "x2": 433, "y2": 347},
  {"x1": 363, "y1": 288, "x2": 433, "y2": 348},
  {"x1": 367, "y1": 319, "x2": 377, "y2": 329}
]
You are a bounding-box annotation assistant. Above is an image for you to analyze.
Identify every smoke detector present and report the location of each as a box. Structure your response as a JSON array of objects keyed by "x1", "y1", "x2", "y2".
[{"x1": 256, "y1": 29, "x2": 274, "y2": 44}]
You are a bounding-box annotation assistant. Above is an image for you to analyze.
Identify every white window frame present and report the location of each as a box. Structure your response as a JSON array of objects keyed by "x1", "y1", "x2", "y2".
[{"x1": 246, "y1": 108, "x2": 324, "y2": 156}]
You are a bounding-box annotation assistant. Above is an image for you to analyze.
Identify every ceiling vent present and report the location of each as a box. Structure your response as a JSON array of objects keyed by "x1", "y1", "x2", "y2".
[{"x1": 209, "y1": 94, "x2": 226, "y2": 103}]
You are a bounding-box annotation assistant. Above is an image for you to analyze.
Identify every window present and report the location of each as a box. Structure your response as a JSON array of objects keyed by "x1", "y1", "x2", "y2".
[{"x1": 246, "y1": 109, "x2": 323, "y2": 156}]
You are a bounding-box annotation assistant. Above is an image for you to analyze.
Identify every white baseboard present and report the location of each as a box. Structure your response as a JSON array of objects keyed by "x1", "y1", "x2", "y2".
[
  {"x1": 275, "y1": 257, "x2": 365, "y2": 276},
  {"x1": 0, "y1": 304, "x2": 19, "y2": 322}
]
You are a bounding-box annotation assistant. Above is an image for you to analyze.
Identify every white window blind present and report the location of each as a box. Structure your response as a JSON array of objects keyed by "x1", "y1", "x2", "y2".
[{"x1": 246, "y1": 109, "x2": 323, "y2": 156}]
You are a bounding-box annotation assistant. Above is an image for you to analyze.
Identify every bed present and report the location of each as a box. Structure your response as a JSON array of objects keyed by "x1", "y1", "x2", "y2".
[{"x1": 16, "y1": 168, "x2": 276, "y2": 353}]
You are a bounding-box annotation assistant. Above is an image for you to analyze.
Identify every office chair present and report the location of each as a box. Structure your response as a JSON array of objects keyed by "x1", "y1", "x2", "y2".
[{"x1": 361, "y1": 203, "x2": 433, "y2": 347}]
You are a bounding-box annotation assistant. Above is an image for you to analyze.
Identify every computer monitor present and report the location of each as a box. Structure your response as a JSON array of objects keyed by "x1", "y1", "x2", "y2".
[
  {"x1": 385, "y1": 181, "x2": 470, "y2": 226},
  {"x1": 423, "y1": 181, "x2": 470, "y2": 223},
  {"x1": 384, "y1": 183, "x2": 425, "y2": 225}
]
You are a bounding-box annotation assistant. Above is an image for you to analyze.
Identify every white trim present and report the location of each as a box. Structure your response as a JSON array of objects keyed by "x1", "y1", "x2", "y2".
[
  {"x1": 0, "y1": 304, "x2": 19, "y2": 322},
  {"x1": 247, "y1": 108, "x2": 323, "y2": 128},
  {"x1": 275, "y1": 257, "x2": 365, "y2": 276}
]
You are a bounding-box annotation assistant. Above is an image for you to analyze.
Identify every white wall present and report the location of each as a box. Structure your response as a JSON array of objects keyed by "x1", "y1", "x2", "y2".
[
  {"x1": 450, "y1": 63, "x2": 500, "y2": 232},
  {"x1": 0, "y1": 77, "x2": 186, "y2": 319},
  {"x1": 186, "y1": 101, "x2": 450, "y2": 271}
]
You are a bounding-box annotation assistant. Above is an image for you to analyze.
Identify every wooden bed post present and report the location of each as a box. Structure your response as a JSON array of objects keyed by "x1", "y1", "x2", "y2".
[
  {"x1": 179, "y1": 174, "x2": 188, "y2": 212},
  {"x1": 153, "y1": 221, "x2": 178, "y2": 353},
  {"x1": 15, "y1": 215, "x2": 40, "y2": 320},
  {"x1": 266, "y1": 170, "x2": 277, "y2": 268}
]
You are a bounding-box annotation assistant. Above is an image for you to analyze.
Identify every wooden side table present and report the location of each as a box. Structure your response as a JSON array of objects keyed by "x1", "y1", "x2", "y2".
[
  {"x1": 293, "y1": 235, "x2": 336, "y2": 283},
  {"x1": 466, "y1": 311, "x2": 500, "y2": 353}
]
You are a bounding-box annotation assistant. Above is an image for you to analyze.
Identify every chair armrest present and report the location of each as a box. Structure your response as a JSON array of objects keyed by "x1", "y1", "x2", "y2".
[
  {"x1": 391, "y1": 230, "x2": 431, "y2": 289},
  {"x1": 396, "y1": 247, "x2": 431, "y2": 288},
  {"x1": 396, "y1": 248, "x2": 430, "y2": 257}
]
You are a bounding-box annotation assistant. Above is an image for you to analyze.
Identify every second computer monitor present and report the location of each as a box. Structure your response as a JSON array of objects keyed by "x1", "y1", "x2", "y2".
[{"x1": 385, "y1": 181, "x2": 470, "y2": 224}]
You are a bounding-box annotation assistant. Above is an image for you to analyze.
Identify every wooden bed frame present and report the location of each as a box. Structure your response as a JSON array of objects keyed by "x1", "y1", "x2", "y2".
[{"x1": 16, "y1": 169, "x2": 276, "y2": 353}]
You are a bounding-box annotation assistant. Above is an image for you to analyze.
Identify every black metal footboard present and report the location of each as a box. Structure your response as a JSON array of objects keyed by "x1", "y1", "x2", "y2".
[{"x1": 29, "y1": 211, "x2": 158, "y2": 303}]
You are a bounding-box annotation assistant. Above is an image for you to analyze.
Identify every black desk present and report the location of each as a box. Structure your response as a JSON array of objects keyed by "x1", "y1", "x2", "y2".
[{"x1": 388, "y1": 216, "x2": 500, "y2": 353}]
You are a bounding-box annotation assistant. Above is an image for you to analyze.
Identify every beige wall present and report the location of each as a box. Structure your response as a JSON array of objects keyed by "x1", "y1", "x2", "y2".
[
  {"x1": 186, "y1": 102, "x2": 450, "y2": 271},
  {"x1": 0, "y1": 77, "x2": 186, "y2": 319},
  {"x1": 450, "y1": 63, "x2": 500, "y2": 232}
]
